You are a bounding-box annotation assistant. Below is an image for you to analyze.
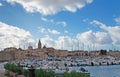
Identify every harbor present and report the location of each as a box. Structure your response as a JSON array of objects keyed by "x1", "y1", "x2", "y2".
[
  {"x1": 1, "y1": 61, "x2": 120, "y2": 77},
  {"x1": 4, "y1": 54, "x2": 120, "y2": 76},
  {"x1": 1, "y1": 40, "x2": 120, "y2": 77}
]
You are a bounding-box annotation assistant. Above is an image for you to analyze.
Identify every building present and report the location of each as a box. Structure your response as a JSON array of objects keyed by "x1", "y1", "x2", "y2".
[
  {"x1": 0, "y1": 47, "x2": 17, "y2": 61},
  {"x1": 68, "y1": 50, "x2": 89, "y2": 57},
  {"x1": 2, "y1": 39, "x2": 118, "y2": 61}
]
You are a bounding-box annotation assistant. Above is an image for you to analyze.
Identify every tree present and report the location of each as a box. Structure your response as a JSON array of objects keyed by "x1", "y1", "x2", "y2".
[{"x1": 100, "y1": 49, "x2": 107, "y2": 55}]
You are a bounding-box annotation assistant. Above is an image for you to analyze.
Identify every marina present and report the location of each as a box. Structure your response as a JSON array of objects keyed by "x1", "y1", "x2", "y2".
[
  {"x1": 1, "y1": 61, "x2": 120, "y2": 77},
  {"x1": 1, "y1": 0, "x2": 120, "y2": 77},
  {"x1": 4, "y1": 55, "x2": 120, "y2": 77}
]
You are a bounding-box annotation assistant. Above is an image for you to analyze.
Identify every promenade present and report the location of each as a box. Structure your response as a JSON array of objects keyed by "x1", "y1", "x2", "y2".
[
  {"x1": 0, "y1": 62, "x2": 6, "y2": 77},
  {"x1": 0, "y1": 70, "x2": 5, "y2": 77}
]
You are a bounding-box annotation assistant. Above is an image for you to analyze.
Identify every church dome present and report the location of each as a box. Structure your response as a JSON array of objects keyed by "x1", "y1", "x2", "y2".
[{"x1": 28, "y1": 46, "x2": 33, "y2": 50}]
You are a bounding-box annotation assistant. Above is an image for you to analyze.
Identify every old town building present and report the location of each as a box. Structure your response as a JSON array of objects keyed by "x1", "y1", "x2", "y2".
[{"x1": 1, "y1": 40, "x2": 120, "y2": 62}]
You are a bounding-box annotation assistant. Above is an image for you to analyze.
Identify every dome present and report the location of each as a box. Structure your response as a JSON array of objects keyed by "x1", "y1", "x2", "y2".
[
  {"x1": 28, "y1": 46, "x2": 33, "y2": 50},
  {"x1": 43, "y1": 45, "x2": 46, "y2": 49}
]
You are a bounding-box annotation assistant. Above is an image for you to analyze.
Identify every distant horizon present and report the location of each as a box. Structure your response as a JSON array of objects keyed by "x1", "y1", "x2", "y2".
[{"x1": 0, "y1": 0, "x2": 120, "y2": 51}]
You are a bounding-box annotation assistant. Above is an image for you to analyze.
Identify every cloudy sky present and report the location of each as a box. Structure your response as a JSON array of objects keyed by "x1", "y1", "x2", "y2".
[{"x1": 0, "y1": 0, "x2": 120, "y2": 51}]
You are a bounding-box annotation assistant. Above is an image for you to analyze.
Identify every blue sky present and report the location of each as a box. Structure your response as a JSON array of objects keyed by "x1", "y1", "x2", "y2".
[{"x1": 0, "y1": 0, "x2": 120, "y2": 51}]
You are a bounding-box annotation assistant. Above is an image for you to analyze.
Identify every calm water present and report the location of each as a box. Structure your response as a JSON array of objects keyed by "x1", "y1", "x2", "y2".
[
  {"x1": 88, "y1": 65, "x2": 120, "y2": 77},
  {"x1": 73, "y1": 65, "x2": 120, "y2": 77}
]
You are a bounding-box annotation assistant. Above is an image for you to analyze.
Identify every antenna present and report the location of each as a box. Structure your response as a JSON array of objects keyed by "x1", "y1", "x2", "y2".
[
  {"x1": 83, "y1": 43, "x2": 84, "y2": 50},
  {"x1": 78, "y1": 40, "x2": 79, "y2": 50},
  {"x1": 71, "y1": 44, "x2": 73, "y2": 51},
  {"x1": 19, "y1": 44, "x2": 20, "y2": 48},
  {"x1": 24, "y1": 45, "x2": 25, "y2": 50},
  {"x1": 61, "y1": 41, "x2": 64, "y2": 50}
]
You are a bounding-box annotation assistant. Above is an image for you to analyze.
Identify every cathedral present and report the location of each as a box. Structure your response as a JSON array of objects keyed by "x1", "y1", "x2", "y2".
[
  {"x1": 28, "y1": 39, "x2": 42, "y2": 50},
  {"x1": 19, "y1": 39, "x2": 48, "y2": 59}
]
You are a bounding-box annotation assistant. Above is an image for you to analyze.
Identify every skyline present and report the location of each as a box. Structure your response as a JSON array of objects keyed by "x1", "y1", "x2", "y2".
[{"x1": 0, "y1": 0, "x2": 120, "y2": 50}]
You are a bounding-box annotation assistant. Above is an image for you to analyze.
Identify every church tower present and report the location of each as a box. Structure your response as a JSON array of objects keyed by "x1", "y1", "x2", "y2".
[{"x1": 38, "y1": 39, "x2": 42, "y2": 49}]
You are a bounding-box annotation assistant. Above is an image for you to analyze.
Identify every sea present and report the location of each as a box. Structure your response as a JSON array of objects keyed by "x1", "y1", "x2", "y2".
[
  {"x1": 73, "y1": 65, "x2": 120, "y2": 77},
  {"x1": 1, "y1": 62, "x2": 120, "y2": 77}
]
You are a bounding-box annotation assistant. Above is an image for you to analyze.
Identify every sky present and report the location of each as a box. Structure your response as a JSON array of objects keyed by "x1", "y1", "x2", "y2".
[{"x1": 0, "y1": 0, "x2": 120, "y2": 51}]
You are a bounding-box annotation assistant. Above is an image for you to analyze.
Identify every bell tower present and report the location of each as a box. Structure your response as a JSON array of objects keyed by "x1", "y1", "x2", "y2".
[{"x1": 38, "y1": 39, "x2": 41, "y2": 49}]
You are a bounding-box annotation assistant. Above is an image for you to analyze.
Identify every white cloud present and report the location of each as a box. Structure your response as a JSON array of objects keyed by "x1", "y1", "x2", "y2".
[
  {"x1": 38, "y1": 27, "x2": 47, "y2": 34},
  {"x1": 57, "y1": 36, "x2": 77, "y2": 48},
  {"x1": 0, "y1": 3, "x2": 3, "y2": 6},
  {"x1": 41, "y1": 35, "x2": 78, "y2": 50},
  {"x1": 0, "y1": 22, "x2": 35, "y2": 49},
  {"x1": 6, "y1": 0, "x2": 93, "y2": 15},
  {"x1": 90, "y1": 20, "x2": 106, "y2": 27},
  {"x1": 48, "y1": 29, "x2": 60, "y2": 35},
  {"x1": 38, "y1": 27, "x2": 60, "y2": 35},
  {"x1": 76, "y1": 30, "x2": 112, "y2": 45},
  {"x1": 95, "y1": 32, "x2": 112, "y2": 44},
  {"x1": 56, "y1": 21, "x2": 67, "y2": 27},
  {"x1": 77, "y1": 30, "x2": 96, "y2": 44},
  {"x1": 40, "y1": 31, "x2": 113, "y2": 50},
  {"x1": 41, "y1": 17, "x2": 48, "y2": 22},
  {"x1": 83, "y1": 18, "x2": 89, "y2": 23},
  {"x1": 41, "y1": 35, "x2": 56, "y2": 47},
  {"x1": 41, "y1": 17, "x2": 67, "y2": 27},
  {"x1": 114, "y1": 17, "x2": 120, "y2": 25},
  {"x1": 64, "y1": 30, "x2": 69, "y2": 33},
  {"x1": 90, "y1": 20, "x2": 120, "y2": 45}
]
